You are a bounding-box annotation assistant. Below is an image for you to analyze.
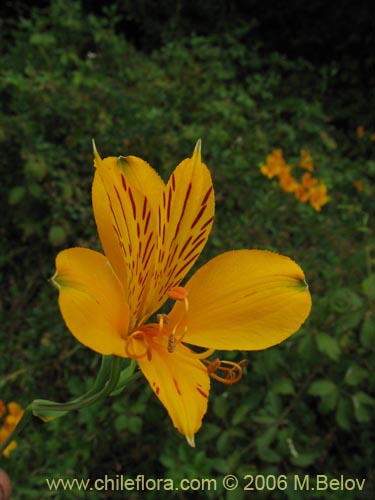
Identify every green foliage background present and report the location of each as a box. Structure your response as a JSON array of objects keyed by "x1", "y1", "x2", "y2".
[{"x1": 0, "y1": 1, "x2": 374, "y2": 498}]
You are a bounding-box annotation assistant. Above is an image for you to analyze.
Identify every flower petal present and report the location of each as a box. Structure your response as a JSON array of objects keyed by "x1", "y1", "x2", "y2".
[
  {"x1": 53, "y1": 248, "x2": 129, "y2": 356},
  {"x1": 135, "y1": 331, "x2": 210, "y2": 446},
  {"x1": 168, "y1": 250, "x2": 312, "y2": 350},
  {"x1": 146, "y1": 141, "x2": 215, "y2": 313},
  {"x1": 92, "y1": 156, "x2": 162, "y2": 329}
]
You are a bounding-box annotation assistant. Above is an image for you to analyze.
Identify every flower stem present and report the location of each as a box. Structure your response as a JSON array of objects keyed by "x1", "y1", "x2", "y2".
[{"x1": 1, "y1": 356, "x2": 129, "y2": 455}]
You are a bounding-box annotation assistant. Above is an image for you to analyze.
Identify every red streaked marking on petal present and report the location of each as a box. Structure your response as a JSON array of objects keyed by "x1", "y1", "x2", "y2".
[
  {"x1": 200, "y1": 216, "x2": 215, "y2": 232},
  {"x1": 120, "y1": 174, "x2": 128, "y2": 192},
  {"x1": 178, "y1": 236, "x2": 192, "y2": 258},
  {"x1": 190, "y1": 205, "x2": 208, "y2": 230},
  {"x1": 201, "y1": 186, "x2": 213, "y2": 206},
  {"x1": 167, "y1": 186, "x2": 172, "y2": 222},
  {"x1": 142, "y1": 197, "x2": 147, "y2": 220},
  {"x1": 173, "y1": 182, "x2": 192, "y2": 240},
  {"x1": 174, "y1": 252, "x2": 200, "y2": 279},
  {"x1": 142, "y1": 232, "x2": 154, "y2": 264},
  {"x1": 196, "y1": 387, "x2": 208, "y2": 398},
  {"x1": 173, "y1": 378, "x2": 182, "y2": 396},
  {"x1": 144, "y1": 210, "x2": 151, "y2": 235},
  {"x1": 143, "y1": 242, "x2": 155, "y2": 270},
  {"x1": 128, "y1": 187, "x2": 137, "y2": 219},
  {"x1": 183, "y1": 236, "x2": 206, "y2": 261}
]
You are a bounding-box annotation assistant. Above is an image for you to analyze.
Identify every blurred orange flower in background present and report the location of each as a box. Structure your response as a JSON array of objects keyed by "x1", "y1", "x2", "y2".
[
  {"x1": 0, "y1": 401, "x2": 24, "y2": 457},
  {"x1": 260, "y1": 149, "x2": 329, "y2": 211}
]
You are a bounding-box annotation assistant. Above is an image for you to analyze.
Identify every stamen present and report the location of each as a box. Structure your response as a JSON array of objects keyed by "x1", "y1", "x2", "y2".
[
  {"x1": 125, "y1": 330, "x2": 152, "y2": 360},
  {"x1": 202, "y1": 358, "x2": 248, "y2": 385},
  {"x1": 168, "y1": 286, "x2": 188, "y2": 302},
  {"x1": 190, "y1": 347, "x2": 216, "y2": 360},
  {"x1": 167, "y1": 332, "x2": 176, "y2": 353},
  {"x1": 157, "y1": 313, "x2": 168, "y2": 338},
  {"x1": 166, "y1": 286, "x2": 190, "y2": 347}
]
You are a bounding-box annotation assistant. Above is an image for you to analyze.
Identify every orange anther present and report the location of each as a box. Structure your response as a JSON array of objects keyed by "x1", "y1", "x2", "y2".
[{"x1": 167, "y1": 286, "x2": 188, "y2": 301}]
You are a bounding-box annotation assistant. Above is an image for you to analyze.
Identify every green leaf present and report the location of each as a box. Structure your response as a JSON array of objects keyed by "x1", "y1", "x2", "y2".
[
  {"x1": 360, "y1": 314, "x2": 375, "y2": 348},
  {"x1": 331, "y1": 288, "x2": 363, "y2": 312},
  {"x1": 271, "y1": 377, "x2": 295, "y2": 395},
  {"x1": 344, "y1": 364, "x2": 368, "y2": 386},
  {"x1": 255, "y1": 426, "x2": 277, "y2": 450},
  {"x1": 315, "y1": 333, "x2": 341, "y2": 361},
  {"x1": 308, "y1": 379, "x2": 337, "y2": 397},
  {"x1": 257, "y1": 446, "x2": 281, "y2": 463},
  {"x1": 308, "y1": 380, "x2": 338, "y2": 413},
  {"x1": 362, "y1": 274, "x2": 375, "y2": 301},
  {"x1": 335, "y1": 397, "x2": 353, "y2": 430},
  {"x1": 8, "y1": 185, "x2": 26, "y2": 205},
  {"x1": 213, "y1": 395, "x2": 229, "y2": 419},
  {"x1": 290, "y1": 451, "x2": 320, "y2": 467},
  {"x1": 352, "y1": 391, "x2": 375, "y2": 423},
  {"x1": 48, "y1": 225, "x2": 67, "y2": 246},
  {"x1": 232, "y1": 404, "x2": 251, "y2": 425}
]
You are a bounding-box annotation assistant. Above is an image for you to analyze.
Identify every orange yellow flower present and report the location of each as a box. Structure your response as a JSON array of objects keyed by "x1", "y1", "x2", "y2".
[
  {"x1": 353, "y1": 180, "x2": 364, "y2": 192},
  {"x1": 295, "y1": 172, "x2": 318, "y2": 202},
  {"x1": 52, "y1": 141, "x2": 311, "y2": 446},
  {"x1": 356, "y1": 126, "x2": 365, "y2": 138},
  {"x1": 0, "y1": 401, "x2": 24, "y2": 457},
  {"x1": 0, "y1": 400, "x2": 5, "y2": 418},
  {"x1": 298, "y1": 149, "x2": 314, "y2": 172},
  {"x1": 309, "y1": 182, "x2": 329, "y2": 211},
  {"x1": 278, "y1": 166, "x2": 299, "y2": 193},
  {"x1": 260, "y1": 149, "x2": 285, "y2": 178}
]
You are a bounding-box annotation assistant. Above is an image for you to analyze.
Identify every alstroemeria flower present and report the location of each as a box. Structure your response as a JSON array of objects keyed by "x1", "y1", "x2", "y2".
[{"x1": 52, "y1": 141, "x2": 311, "y2": 446}]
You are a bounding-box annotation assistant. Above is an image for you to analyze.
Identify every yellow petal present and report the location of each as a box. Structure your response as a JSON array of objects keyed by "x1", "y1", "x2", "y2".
[
  {"x1": 144, "y1": 141, "x2": 215, "y2": 316},
  {"x1": 168, "y1": 250, "x2": 311, "y2": 350},
  {"x1": 135, "y1": 330, "x2": 210, "y2": 446},
  {"x1": 53, "y1": 248, "x2": 129, "y2": 356},
  {"x1": 92, "y1": 157, "x2": 162, "y2": 329}
]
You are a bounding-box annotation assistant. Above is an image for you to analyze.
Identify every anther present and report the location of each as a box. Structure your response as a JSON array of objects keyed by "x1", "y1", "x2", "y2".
[
  {"x1": 203, "y1": 358, "x2": 248, "y2": 385},
  {"x1": 167, "y1": 286, "x2": 188, "y2": 301},
  {"x1": 167, "y1": 333, "x2": 176, "y2": 353}
]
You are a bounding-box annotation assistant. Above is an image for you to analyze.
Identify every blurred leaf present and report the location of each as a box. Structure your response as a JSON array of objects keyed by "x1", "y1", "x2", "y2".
[
  {"x1": 344, "y1": 364, "x2": 368, "y2": 386},
  {"x1": 290, "y1": 451, "x2": 320, "y2": 467},
  {"x1": 315, "y1": 333, "x2": 341, "y2": 361},
  {"x1": 271, "y1": 377, "x2": 295, "y2": 395},
  {"x1": 308, "y1": 379, "x2": 337, "y2": 397},
  {"x1": 8, "y1": 185, "x2": 26, "y2": 205},
  {"x1": 352, "y1": 392, "x2": 375, "y2": 423},
  {"x1": 335, "y1": 396, "x2": 353, "y2": 430},
  {"x1": 362, "y1": 274, "x2": 375, "y2": 301},
  {"x1": 48, "y1": 225, "x2": 67, "y2": 246},
  {"x1": 360, "y1": 314, "x2": 375, "y2": 348},
  {"x1": 213, "y1": 395, "x2": 229, "y2": 419}
]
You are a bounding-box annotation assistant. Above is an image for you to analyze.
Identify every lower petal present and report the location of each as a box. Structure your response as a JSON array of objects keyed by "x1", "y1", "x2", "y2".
[
  {"x1": 53, "y1": 247, "x2": 129, "y2": 356},
  {"x1": 137, "y1": 335, "x2": 210, "y2": 446}
]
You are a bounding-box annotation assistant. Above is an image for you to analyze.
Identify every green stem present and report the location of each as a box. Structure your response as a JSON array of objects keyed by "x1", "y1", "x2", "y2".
[
  {"x1": 33, "y1": 355, "x2": 123, "y2": 413},
  {"x1": 0, "y1": 356, "x2": 124, "y2": 456}
]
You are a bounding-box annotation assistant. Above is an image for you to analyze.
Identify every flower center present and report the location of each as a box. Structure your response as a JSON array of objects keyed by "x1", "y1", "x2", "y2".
[{"x1": 124, "y1": 285, "x2": 247, "y2": 385}]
